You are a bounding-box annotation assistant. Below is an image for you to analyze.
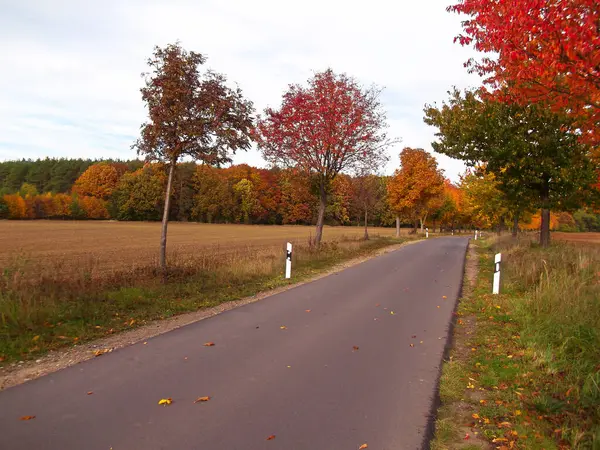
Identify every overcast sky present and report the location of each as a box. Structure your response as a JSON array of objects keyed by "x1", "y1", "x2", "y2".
[{"x1": 0, "y1": 0, "x2": 481, "y2": 181}]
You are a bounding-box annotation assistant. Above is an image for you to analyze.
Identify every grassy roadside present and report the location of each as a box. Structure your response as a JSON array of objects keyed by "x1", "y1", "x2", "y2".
[
  {"x1": 0, "y1": 236, "x2": 411, "y2": 365},
  {"x1": 431, "y1": 237, "x2": 600, "y2": 450}
]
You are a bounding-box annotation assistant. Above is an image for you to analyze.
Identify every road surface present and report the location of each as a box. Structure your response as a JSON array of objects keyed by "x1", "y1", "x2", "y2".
[{"x1": 0, "y1": 237, "x2": 468, "y2": 450}]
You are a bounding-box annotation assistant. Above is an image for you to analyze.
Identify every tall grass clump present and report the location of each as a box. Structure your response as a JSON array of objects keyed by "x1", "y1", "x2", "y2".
[{"x1": 497, "y1": 238, "x2": 600, "y2": 443}]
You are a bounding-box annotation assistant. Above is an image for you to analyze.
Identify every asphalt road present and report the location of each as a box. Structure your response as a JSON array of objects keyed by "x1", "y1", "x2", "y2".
[{"x1": 0, "y1": 237, "x2": 469, "y2": 450}]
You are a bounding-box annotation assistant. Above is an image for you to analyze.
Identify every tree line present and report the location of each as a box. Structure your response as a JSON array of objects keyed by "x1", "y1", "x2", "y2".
[{"x1": 2, "y1": 155, "x2": 599, "y2": 234}]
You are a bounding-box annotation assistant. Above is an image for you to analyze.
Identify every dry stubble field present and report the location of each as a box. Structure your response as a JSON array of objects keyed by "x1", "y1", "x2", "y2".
[{"x1": 0, "y1": 221, "x2": 397, "y2": 274}]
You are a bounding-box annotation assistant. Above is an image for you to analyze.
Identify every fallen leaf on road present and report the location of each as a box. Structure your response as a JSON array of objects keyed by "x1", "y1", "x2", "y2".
[
  {"x1": 87, "y1": 391, "x2": 93, "y2": 395},
  {"x1": 280, "y1": 326, "x2": 287, "y2": 330},
  {"x1": 158, "y1": 398, "x2": 172, "y2": 406},
  {"x1": 410, "y1": 343, "x2": 414, "y2": 347},
  {"x1": 442, "y1": 296, "x2": 447, "y2": 299},
  {"x1": 411, "y1": 335, "x2": 416, "y2": 338},
  {"x1": 353, "y1": 346, "x2": 359, "y2": 351},
  {"x1": 203, "y1": 342, "x2": 215, "y2": 347},
  {"x1": 419, "y1": 341, "x2": 423, "y2": 344},
  {"x1": 390, "y1": 311, "x2": 395, "y2": 315},
  {"x1": 266, "y1": 435, "x2": 276, "y2": 440},
  {"x1": 194, "y1": 396, "x2": 211, "y2": 403},
  {"x1": 129, "y1": 319, "x2": 135, "y2": 326},
  {"x1": 375, "y1": 304, "x2": 380, "y2": 307},
  {"x1": 20, "y1": 416, "x2": 36, "y2": 421},
  {"x1": 359, "y1": 444, "x2": 368, "y2": 449},
  {"x1": 32, "y1": 335, "x2": 40, "y2": 342},
  {"x1": 472, "y1": 413, "x2": 480, "y2": 419},
  {"x1": 464, "y1": 433, "x2": 470, "y2": 440},
  {"x1": 305, "y1": 309, "x2": 311, "y2": 312},
  {"x1": 143, "y1": 342, "x2": 147, "y2": 345},
  {"x1": 437, "y1": 305, "x2": 440, "y2": 308}
]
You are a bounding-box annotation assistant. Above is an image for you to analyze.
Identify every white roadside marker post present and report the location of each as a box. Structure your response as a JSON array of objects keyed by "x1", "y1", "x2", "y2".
[
  {"x1": 474, "y1": 229, "x2": 478, "y2": 240},
  {"x1": 426, "y1": 227, "x2": 429, "y2": 239},
  {"x1": 285, "y1": 242, "x2": 292, "y2": 279},
  {"x1": 493, "y1": 253, "x2": 501, "y2": 294}
]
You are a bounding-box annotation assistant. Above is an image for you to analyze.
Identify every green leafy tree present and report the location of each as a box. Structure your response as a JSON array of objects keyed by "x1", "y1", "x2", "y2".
[
  {"x1": 133, "y1": 42, "x2": 254, "y2": 276},
  {"x1": 424, "y1": 89, "x2": 598, "y2": 246},
  {"x1": 111, "y1": 166, "x2": 165, "y2": 221}
]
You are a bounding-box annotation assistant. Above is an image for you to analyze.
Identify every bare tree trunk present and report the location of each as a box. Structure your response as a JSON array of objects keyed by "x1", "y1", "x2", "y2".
[
  {"x1": 395, "y1": 215, "x2": 400, "y2": 237},
  {"x1": 160, "y1": 159, "x2": 176, "y2": 279},
  {"x1": 420, "y1": 212, "x2": 428, "y2": 233},
  {"x1": 540, "y1": 208, "x2": 551, "y2": 247},
  {"x1": 314, "y1": 183, "x2": 327, "y2": 246},
  {"x1": 363, "y1": 205, "x2": 369, "y2": 240},
  {"x1": 540, "y1": 181, "x2": 551, "y2": 247},
  {"x1": 512, "y1": 212, "x2": 519, "y2": 238}
]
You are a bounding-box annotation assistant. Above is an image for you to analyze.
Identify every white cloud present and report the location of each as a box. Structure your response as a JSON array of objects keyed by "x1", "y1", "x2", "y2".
[{"x1": 0, "y1": 0, "x2": 481, "y2": 181}]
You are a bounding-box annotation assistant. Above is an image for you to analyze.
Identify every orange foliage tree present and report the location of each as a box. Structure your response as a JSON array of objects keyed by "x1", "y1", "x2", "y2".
[
  {"x1": 387, "y1": 148, "x2": 445, "y2": 235},
  {"x1": 73, "y1": 163, "x2": 122, "y2": 200},
  {"x1": 3, "y1": 194, "x2": 27, "y2": 219}
]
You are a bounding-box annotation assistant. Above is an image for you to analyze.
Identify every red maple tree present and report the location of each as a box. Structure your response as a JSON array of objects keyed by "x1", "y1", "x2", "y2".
[
  {"x1": 256, "y1": 69, "x2": 394, "y2": 244},
  {"x1": 449, "y1": 0, "x2": 600, "y2": 144}
]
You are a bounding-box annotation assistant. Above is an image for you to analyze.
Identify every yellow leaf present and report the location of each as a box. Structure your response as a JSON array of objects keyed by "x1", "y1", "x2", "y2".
[
  {"x1": 409, "y1": 343, "x2": 414, "y2": 347},
  {"x1": 437, "y1": 305, "x2": 440, "y2": 308},
  {"x1": 484, "y1": 418, "x2": 491, "y2": 424},
  {"x1": 32, "y1": 335, "x2": 40, "y2": 342},
  {"x1": 359, "y1": 444, "x2": 368, "y2": 449},
  {"x1": 515, "y1": 410, "x2": 522, "y2": 416},
  {"x1": 158, "y1": 398, "x2": 172, "y2": 406},
  {"x1": 194, "y1": 396, "x2": 211, "y2": 403},
  {"x1": 20, "y1": 415, "x2": 36, "y2": 421},
  {"x1": 203, "y1": 342, "x2": 215, "y2": 347},
  {"x1": 442, "y1": 296, "x2": 447, "y2": 299},
  {"x1": 129, "y1": 319, "x2": 135, "y2": 326},
  {"x1": 472, "y1": 413, "x2": 480, "y2": 419},
  {"x1": 390, "y1": 311, "x2": 395, "y2": 315},
  {"x1": 492, "y1": 437, "x2": 508, "y2": 443},
  {"x1": 280, "y1": 326, "x2": 287, "y2": 330}
]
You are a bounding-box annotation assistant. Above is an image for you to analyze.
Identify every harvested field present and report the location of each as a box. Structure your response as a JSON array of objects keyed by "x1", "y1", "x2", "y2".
[
  {"x1": 0, "y1": 221, "x2": 397, "y2": 273},
  {"x1": 553, "y1": 231, "x2": 600, "y2": 244}
]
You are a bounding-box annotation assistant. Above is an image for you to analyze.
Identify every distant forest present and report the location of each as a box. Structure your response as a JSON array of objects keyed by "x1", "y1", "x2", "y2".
[
  {"x1": 0, "y1": 158, "x2": 396, "y2": 227},
  {"x1": 1, "y1": 158, "x2": 599, "y2": 232}
]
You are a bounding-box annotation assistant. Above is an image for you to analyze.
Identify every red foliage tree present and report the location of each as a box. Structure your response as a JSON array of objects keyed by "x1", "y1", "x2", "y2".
[
  {"x1": 449, "y1": 0, "x2": 600, "y2": 144},
  {"x1": 256, "y1": 69, "x2": 394, "y2": 244}
]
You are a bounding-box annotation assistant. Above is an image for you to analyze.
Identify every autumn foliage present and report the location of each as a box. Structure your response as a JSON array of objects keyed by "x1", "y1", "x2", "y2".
[
  {"x1": 387, "y1": 148, "x2": 445, "y2": 232},
  {"x1": 449, "y1": 0, "x2": 600, "y2": 144},
  {"x1": 256, "y1": 69, "x2": 392, "y2": 244}
]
